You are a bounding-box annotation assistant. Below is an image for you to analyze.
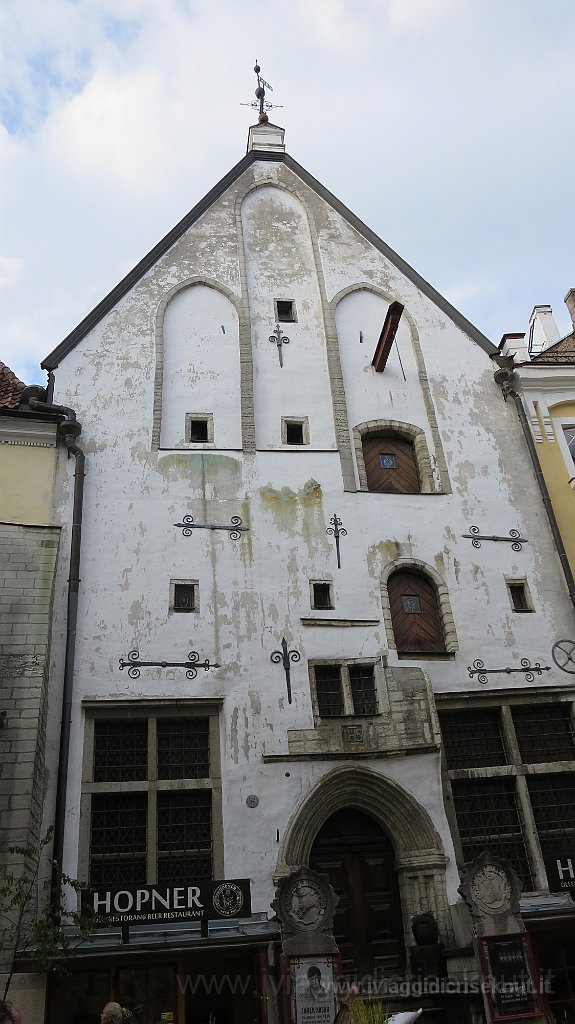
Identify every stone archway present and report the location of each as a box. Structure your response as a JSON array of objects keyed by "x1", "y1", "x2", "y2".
[{"x1": 275, "y1": 764, "x2": 453, "y2": 948}]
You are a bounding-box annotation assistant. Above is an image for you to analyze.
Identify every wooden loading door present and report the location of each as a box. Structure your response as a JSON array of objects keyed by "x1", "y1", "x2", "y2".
[
  {"x1": 310, "y1": 809, "x2": 405, "y2": 982},
  {"x1": 362, "y1": 437, "x2": 419, "y2": 493}
]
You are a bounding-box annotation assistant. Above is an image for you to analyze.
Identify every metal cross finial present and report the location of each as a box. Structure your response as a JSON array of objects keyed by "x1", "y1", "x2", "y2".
[
  {"x1": 240, "y1": 61, "x2": 283, "y2": 123},
  {"x1": 269, "y1": 324, "x2": 290, "y2": 367}
]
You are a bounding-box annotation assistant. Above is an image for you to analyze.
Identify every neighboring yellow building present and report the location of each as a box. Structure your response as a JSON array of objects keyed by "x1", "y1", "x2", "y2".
[
  {"x1": 0, "y1": 362, "x2": 61, "y2": 1019},
  {"x1": 498, "y1": 290, "x2": 575, "y2": 583}
]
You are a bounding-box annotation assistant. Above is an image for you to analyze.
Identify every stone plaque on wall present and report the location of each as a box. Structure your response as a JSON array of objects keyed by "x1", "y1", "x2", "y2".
[{"x1": 272, "y1": 867, "x2": 339, "y2": 954}]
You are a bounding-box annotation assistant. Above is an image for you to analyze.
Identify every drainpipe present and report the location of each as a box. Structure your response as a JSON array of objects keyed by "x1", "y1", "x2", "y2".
[
  {"x1": 493, "y1": 367, "x2": 575, "y2": 612},
  {"x1": 28, "y1": 397, "x2": 85, "y2": 904}
]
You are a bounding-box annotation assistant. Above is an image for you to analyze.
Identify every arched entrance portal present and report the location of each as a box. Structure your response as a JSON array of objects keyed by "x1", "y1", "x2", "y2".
[{"x1": 310, "y1": 809, "x2": 405, "y2": 980}]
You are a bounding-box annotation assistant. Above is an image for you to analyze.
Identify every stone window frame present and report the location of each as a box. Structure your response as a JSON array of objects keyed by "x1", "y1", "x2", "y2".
[
  {"x1": 281, "y1": 416, "x2": 310, "y2": 446},
  {"x1": 308, "y1": 657, "x2": 381, "y2": 722},
  {"x1": 169, "y1": 578, "x2": 200, "y2": 615},
  {"x1": 309, "y1": 579, "x2": 334, "y2": 611},
  {"x1": 275, "y1": 298, "x2": 298, "y2": 323},
  {"x1": 78, "y1": 701, "x2": 224, "y2": 884},
  {"x1": 505, "y1": 577, "x2": 534, "y2": 614},
  {"x1": 437, "y1": 692, "x2": 575, "y2": 893},
  {"x1": 380, "y1": 558, "x2": 458, "y2": 655},
  {"x1": 353, "y1": 420, "x2": 435, "y2": 493},
  {"x1": 185, "y1": 412, "x2": 214, "y2": 445}
]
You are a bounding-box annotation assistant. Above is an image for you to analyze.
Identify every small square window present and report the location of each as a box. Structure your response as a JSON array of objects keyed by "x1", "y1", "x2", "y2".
[
  {"x1": 185, "y1": 413, "x2": 214, "y2": 444},
  {"x1": 173, "y1": 583, "x2": 196, "y2": 612},
  {"x1": 275, "y1": 299, "x2": 297, "y2": 323},
  {"x1": 506, "y1": 579, "x2": 533, "y2": 613},
  {"x1": 286, "y1": 422, "x2": 304, "y2": 445},
  {"x1": 170, "y1": 579, "x2": 199, "y2": 614},
  {"x1": 189, "y1": 420, "x2": 208, "y2": 442},
  {"x1": 402, "y1": 594, "x2": 421, "y2": 614},
  {"x1": 311, "y1": 582, "x2": 333, "y2": 610},
  {"x1": 281, "y1": 417, "x2": 309, "y2": 445},
  {"x1": 380, "y1": 453, "x2": 397, "y2": 469}
]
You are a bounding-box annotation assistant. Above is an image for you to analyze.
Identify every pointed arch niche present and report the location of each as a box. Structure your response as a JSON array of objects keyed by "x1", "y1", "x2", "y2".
[
  {"x1": 381, "y1": 558, "x2": 458, "y2": 656},
  {"x1": 275, "y1": 764, "x2": 453, "y2": 947},
  {"x1": 153, "y1": 280, "x2": 243, "y2": 450}
]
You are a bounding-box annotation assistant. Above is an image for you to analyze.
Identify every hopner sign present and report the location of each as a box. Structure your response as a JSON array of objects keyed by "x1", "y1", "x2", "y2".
[{"x1": 82, "y1": 879, "x2": 251, "y2": 926}]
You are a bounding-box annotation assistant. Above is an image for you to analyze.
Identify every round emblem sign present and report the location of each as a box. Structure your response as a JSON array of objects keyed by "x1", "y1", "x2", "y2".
[
  {"x1": 212, "y1": 882, "x2": 244, "y2": 917},
  {"x1": 284, "y1": 877, "x2": 328, "y2": 929},
  {"x1": 469, "y1": 863, "x2": 513, "y2": 915}
]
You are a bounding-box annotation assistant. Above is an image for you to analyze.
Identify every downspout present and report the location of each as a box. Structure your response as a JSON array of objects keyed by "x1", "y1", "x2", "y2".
[
  {"x1": 28, "y1": 397, "x2": 85, "y2": 903},
  {"x1": 493, "y1": 367, "x2": 575, "y2": 611}
]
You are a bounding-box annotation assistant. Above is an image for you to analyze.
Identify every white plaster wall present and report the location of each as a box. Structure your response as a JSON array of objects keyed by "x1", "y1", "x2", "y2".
[
  {"x1": 241, "y1": 186, "x2": 336, "y2": 450},
  {"x1": 45, "y1": 155, "x2": 575, "y2": 925}
]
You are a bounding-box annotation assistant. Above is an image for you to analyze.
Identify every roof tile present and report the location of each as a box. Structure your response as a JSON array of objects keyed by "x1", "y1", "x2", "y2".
[{"x1": 0, "y1": 361, "x2": 27, "y2": 408}]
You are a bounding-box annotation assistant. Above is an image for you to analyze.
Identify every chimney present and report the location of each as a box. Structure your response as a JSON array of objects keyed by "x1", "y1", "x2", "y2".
[
  {"x1": 527, "y1": 304, "x2": 560, "y2": 354},
  {"x1": 564, "y1": 289, "x2": 575, "y2": 330},
  {"x1": 499, "y1": 333, "x2": 530, "y2": 362}
]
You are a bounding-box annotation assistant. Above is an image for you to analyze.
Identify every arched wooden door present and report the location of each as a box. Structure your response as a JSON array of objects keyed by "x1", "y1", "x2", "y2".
[
  {"x1": 309, "y1": 809, "x2": 405, "y2": 981},
  {"x1": 388, "y1": 570, "x2": 446, "y2": 654},
  {"x1": 362, "y1": 436, "x2": 419, "y2": 493}
]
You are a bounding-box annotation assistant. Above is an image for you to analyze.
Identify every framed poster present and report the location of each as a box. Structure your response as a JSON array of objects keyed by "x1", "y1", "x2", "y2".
[
  {"x1": 286, "y1": 955, "x2": 340, "y2": 1024},
  {"x1": 477, "y1": 933, "x2": 543, "y2": 1022}
]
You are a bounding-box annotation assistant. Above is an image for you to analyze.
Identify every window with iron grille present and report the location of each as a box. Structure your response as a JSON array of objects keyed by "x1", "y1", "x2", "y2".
[
  {"x1": 311, "y1": 662, "x2": 378, "y2": 719},
  {"x1": 512, "y1": 704, "x2": 575, "y2": 764},
  {"x1": 451, "y1": 777, "x2": 533, "y2": 889},
  {"x1": 527, "y1": 774, "x2": 575, "y2": 858},
  {"x1": 439, "y1": 708, "x2": 507, "y2": 769},
  {"x1": 85, "y1": 711, "x2": 220, "y2": 886},
  {"x1": 438, "y1": 699, "x2": 575, "y2": 895}
]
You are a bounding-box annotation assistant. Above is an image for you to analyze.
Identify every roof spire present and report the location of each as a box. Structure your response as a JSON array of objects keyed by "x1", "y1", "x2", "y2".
[{"x1": 241, "y1": 61, "x2": 283, "y2": 123}]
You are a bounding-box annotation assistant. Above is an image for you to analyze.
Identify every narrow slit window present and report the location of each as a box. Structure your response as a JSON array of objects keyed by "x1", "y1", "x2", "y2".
[{"x1": 506, "y1": 580, "x2": 532, "y2": 613}]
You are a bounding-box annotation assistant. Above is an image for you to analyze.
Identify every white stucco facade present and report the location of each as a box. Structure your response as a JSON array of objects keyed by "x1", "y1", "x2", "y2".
[{"x1": 41, "y1": 127, "x2": 575, "y2": 1000}]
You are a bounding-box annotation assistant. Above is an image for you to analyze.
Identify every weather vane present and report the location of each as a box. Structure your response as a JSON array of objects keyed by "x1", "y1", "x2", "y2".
[{"x1": 241, "y1": 61, "x2": 283, "y2": 123}]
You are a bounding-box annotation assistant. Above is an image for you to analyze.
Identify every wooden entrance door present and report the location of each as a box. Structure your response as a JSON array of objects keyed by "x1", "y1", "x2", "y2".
[
  {"x1": 362, "y1": 436, "x2": 419, "y2": 493},
  {"x1": 310, "y1": 809, "x2": 404, "y2": 981}
]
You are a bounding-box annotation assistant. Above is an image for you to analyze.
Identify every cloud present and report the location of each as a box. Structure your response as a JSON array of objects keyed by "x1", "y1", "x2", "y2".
[
  {"x1": 0, "y1": 255, "x2": 24, "y2": 288},
  {"x1": 386, "y1": 0, "x2": 455, "y2": 33}
]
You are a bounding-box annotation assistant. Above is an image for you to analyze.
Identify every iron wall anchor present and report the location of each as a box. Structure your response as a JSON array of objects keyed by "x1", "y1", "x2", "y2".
[
  {"x1": 270, "y1": 637, "x2": 300, "y2": 704},
  {"x1": 119, "y1": 650, "x2": 220, "y2": 680},
  {"x1": 467, "y1": 658, "x2": 551, "y2": 685},
  {"x1": 174, "y1": 515, "x2": 248, "y2": 540},
  {"x1": 462, "y1": 526, "x2": 528, "y2": 551}
]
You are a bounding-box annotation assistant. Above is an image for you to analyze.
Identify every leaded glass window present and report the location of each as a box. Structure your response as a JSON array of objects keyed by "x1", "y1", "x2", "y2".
[
  {"x1": 527, "y1": 774, "x2": 575, "y2": 858},
  {"x1": 86, "y1": 711, "x2": 218, "y2": 887},
  {"x1": 93, "y1": 720, "x2": 148, "y2": 782},
  {"x1": 512, "y1": 705, "x2": 575, "y2": 764},
  {"x1": 89, "y1": 792, "x2": 147, "y2": 885},
  {"x1": 451, "y1": 777, "x2": 532, "y2": 888},
  {"x1": 348, "y1": 665, "x2": 378, "y2": 716},
  {"x1": 439, "y1": 708, "x2": 507, "y2": 769},
  {"x1": 315, "y1": 665, "x2": 345, "y2": 717},
  {"x1": 402, "y1": 595, "x2": 421, "y2": 614},
  {"x1": 379, "y1": 453, "x2": 397, "y2": 469},
  {"x1": 157, "y1": 791, "x2": 212, "y2": 886},
  {"x1": 157, "y1": 718, "x2": 209, "y2": 779}
]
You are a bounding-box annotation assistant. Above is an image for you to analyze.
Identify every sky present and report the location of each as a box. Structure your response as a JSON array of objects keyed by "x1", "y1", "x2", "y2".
[{"x1": 1, "y1": 0, "x2": 574, "y2": 385}]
